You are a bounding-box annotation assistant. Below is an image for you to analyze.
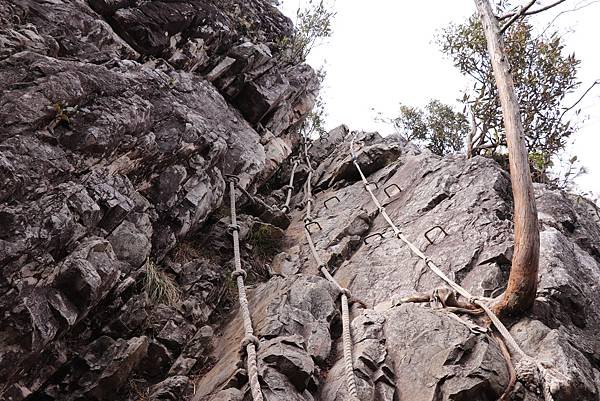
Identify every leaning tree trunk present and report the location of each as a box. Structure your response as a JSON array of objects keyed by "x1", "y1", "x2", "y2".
[{"x1": 474, "y1": 0, "x2": 540, "y2": 316}]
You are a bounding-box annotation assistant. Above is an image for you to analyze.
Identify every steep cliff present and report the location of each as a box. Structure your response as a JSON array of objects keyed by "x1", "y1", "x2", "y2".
[
  {"x1": 2, "y1": 2, "x2": 600, "y2": 401},
  {"x1": 0, "y1": 0, "x2": 316, "y2": 399}
]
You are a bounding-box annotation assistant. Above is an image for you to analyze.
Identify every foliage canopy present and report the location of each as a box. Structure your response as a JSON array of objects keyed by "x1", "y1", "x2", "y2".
[
  {"x1": 439, "y1": 16, "x2": 580, "y2": 166},
  {"x1": 391, "y1": 15, "x2": 581, "y2": 176},
  {"x1": 394, "y1": 100, "x2": 469, "y2": 156},
  {"x1": 279, "y1": 0, "x2": 335, "y2": 64}
]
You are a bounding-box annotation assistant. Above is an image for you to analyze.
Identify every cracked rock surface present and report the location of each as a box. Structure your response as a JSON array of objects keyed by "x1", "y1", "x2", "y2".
[
  {"x1": 183, "y1": 126, "x2": 600, "y2": 401},
  {"x1": 1, "y1": 1, "x2": 600, "y2": 400},
  {"x1": 1, "y1": 0, "x2": 317, "y2": 399}
]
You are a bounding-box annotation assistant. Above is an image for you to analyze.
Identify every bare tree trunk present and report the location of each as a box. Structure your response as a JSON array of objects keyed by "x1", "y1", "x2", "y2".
[
  {"x1": 474, "y1": 0, "x2": 540, "y2": 317},
  {"x1": 466, "y1": 105, "x2": 476, "y2": 159}
]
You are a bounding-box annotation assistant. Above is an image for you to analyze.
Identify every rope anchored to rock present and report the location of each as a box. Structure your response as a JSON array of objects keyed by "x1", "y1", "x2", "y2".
[
  {"x1": 349, "y1": 132, "x2": 560, "y2": 400},
  {"x1": 226, "y1": 175, "x2": 264, "y2": 401},
  {"x1": 224, "y1": 132, "x2": 554, "y2": 400},
  {"x1": 299, "y1": 136, "x2": 360, "y2": 401},
  {"x1": 238, "y1": 184, "x2": 277, "y2": 213},
  {"x1": 281, "y1": 159, "x2": 299, "y2": 213}
]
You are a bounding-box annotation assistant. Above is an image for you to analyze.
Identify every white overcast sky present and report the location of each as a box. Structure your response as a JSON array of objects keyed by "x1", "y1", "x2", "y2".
[{"x1": 279, "y1": 0, "x2": 600, "y2": 197}]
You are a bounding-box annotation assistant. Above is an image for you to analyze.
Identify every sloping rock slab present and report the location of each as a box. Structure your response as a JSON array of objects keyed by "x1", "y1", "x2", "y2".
[{"x1": 321, "y1": 304, "x2": 509, "y2": 401}]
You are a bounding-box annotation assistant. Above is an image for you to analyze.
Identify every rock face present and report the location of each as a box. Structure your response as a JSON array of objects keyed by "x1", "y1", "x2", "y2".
[
  {"x1": 194, "y1": 128, "x2": 600, "y2": 401},
  {"x1": 1, "y1": 2, "x2": 600, "y2": 401},
  {"x1": 0, "y1": 0, "x2": 317, "y2": 399}
]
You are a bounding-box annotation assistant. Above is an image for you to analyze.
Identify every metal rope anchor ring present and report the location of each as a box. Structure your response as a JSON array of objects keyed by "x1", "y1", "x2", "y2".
[
  {"x1": 224, "y1": 174, "x2": 240, "y2": 184},
  {"x1": 384, "y1": 183, "x2": 402, "y2": 198},
  {"x1": 364, "y1": 232, "x2": 385, "y2": 245},
  {"x1": 231, "y1": 269, "x2": 247, "y2": 280},
  {"x1": 424, "y1": 225, "x2": 448, "y2": 244},
  {"x1": 318, "y1": 263, "x2": 329, "y2": 275},
  {"x1": 240, "y1": 334, "x2": 260, "y2": 350},
  {"x1": 305, "y1": 220, "x2": 322, "y2": 233},
  {"x1": 227, "y1": 223, "x2": 241, "y2": 234},
  {"x1": 324, "y1": 195, "x2": 341, "y2": 209}
]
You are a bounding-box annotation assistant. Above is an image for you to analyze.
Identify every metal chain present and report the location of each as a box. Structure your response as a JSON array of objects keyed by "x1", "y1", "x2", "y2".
[
  {"x1": 349, "y1": 132, "x2": 557, "y2": 399},
  {"x1": 227, "y1": 178, "x2": 264, "y2": 401},
  {"x1": 301, "y1": 136, "x2": 359, "y2": 401}
]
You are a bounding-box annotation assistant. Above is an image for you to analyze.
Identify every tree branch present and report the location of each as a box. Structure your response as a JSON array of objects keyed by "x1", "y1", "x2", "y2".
[
  {"x1": 559, "y1": 79, "x2": 600, "y2": 121},
  {"x1": 521, "y1": 0, "x2": 568, "y2": 16},
  {"x1": 540, "y1": 0, "x2": 600, "y2": 36},
  {"x1": 499, "y1": 0, "x2": 537, "y2": 20},
  {"x1": 472, "y1": 143, "x2": 498, "y2": 152},
  {"x1": 500, "y1": 0, "x2": 570, "y2": 34},
  {"x1": 500, "y1": 0, "x2": 569, "y2": 20},
  {"x1": 499, "y1": 0, "x2": 537, "y2": 34}
]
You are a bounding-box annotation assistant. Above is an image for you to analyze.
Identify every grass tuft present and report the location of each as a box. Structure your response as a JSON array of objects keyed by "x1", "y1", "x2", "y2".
[
  {"x1": 144, "y1": 258, "x2": 181, "y2": 306},
  {"x1": 248, "y1": 223, "x2": 282, "y2": 259}
]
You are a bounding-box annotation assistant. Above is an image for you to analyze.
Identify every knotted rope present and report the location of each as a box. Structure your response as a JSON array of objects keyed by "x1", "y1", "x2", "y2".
[
  {"x1": 301, "y1": 136, "x2": 359, "y2": 401},
  {"x1": 227, "y1": 177, "x2": 264, "y2": 401},
  {"x1": 349, "y1": 132, "x2": 557, "y2": 400},
  {"x1": 238, "y1": 184, "x2": 276, "y2": 213},
  {"x1": 281, "y1": 159, "x2": 299, "y2": 213}
]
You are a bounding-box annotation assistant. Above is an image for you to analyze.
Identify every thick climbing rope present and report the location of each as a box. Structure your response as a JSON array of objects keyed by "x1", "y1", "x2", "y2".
[
  {"x1": 302, "y1": 134, "x2": 314, "y2": 172},
  {"x1": 349, "y1": 134, "x2": 473, "y2": 300},
  {"x1": 238, "y1": 184, "x2": 276, "y2": 213},
  {"x1": 299, "y1": 136, "x2": 359, "y2": 401},
  {"x1": 227, "y1": 177, "x2": 264, "y2": 401},
  {"x1": 348, "y1": 132, "x2": 557, "y2": 400},
  {"x1": 281, "y1": 159, "x2": 299, "y2": 213}
]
